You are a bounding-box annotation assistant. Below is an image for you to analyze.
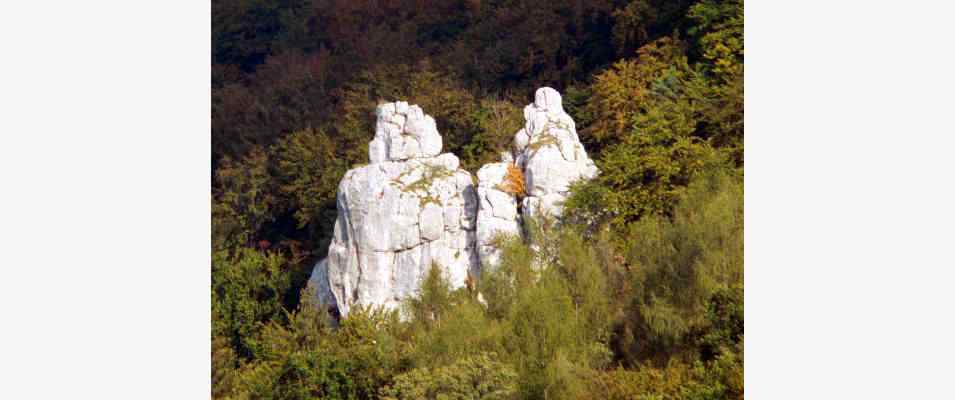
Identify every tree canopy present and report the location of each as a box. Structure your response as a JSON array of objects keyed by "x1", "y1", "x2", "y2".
[{"x1": 212, "y1": 0, "x2": 744, "y2": 398}]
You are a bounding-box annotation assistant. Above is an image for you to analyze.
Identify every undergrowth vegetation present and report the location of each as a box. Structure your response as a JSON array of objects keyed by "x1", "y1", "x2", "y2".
[
  {"x1": 212, "y1": 0, "x2": 743, "y2": 398},
  {"x1": 214, "y1": 169, "x2": 743, "y2": 399}
]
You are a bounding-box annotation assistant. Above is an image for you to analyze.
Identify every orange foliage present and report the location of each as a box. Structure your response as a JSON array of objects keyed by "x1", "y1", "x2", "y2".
[{"x1": 500, "y1": 163, "x2": 526, "y2": 196}]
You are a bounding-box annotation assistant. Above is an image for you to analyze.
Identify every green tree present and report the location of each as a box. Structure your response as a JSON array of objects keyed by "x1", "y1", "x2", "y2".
[
  {"x1": 225, "y1": 292, "x2": 353, "y2": 400},
  {"x1": 271, "y1": 127, "x2": 349, "y2": 251},
  {"x1": 212, "y1": 335, "x2": 239, "y2": 399},
  {"x1": 476, "y1": 223, "x2": 615, "y2": 400},
  {"x1": 568, "y1": 36, "x2": 733, "y2": 228},
  {"x1": 380, "y1": 353, "x2": 517, "y2": 400},
  {"x1": 688, "y1": 0, "x2": 744, "y2": 81},
  {"x1": 212, "y1": 247, "x2": 294, "y2": 359},
  {"x1": 461, "y1": 96, "x2": 525, "y2": 171},
  {"x1": 209, "y1": 1, "x2": 747, "y2": 397},
  {"x1": 689, "y1": 0, "x2": 744, "y2": 163},
  {"x1": 212, "y1": 147, "x2": 278, "y2": 249},
  {"x1": 227, "y1": 293, "x2": 411, "y2": 400},
  {"x1": 405, "y1": 263, "x2": 508, "y2": 368},
  {"x1": 581, "y1": 37, "x2": 692, "y2": 149},
  {"x1": 615, "y1": 169, "x2": 743, "y2": 364}
]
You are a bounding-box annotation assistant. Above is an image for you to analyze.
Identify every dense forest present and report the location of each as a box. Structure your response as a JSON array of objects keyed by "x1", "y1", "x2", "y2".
[{"x1": 212, "y1": 0, "x2": 743, "y2": 398}]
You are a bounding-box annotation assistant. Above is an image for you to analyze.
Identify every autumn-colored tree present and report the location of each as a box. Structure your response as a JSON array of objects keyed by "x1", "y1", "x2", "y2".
[
  {"x1": 582, "y1": 37, "x2": 693, "y2": 149},
  {"x1": 569, "y1": 26, "x2": 744, "y2": 227}
]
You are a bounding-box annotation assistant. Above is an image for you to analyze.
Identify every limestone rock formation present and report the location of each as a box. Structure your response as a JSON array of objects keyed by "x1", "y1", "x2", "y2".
[
  {"x1": 368, "y1": 101, "x2": 442, "y2": 163},
  {"x1": 475, "y1": 162, "x2": 521, "y2": 267},
  {"x1": 311, "y1": 102, "x2": 478, "y2": 317},
  {"x1": 513, "y1": 87, "x2": 598, "y2": 220},
  {"x1": 310, "y1": 88, "x2": 597, "y2": 316}
]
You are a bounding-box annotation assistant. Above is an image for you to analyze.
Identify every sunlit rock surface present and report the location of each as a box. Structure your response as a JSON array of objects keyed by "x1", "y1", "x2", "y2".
[
  {"x1": 513, "y1": 87, "x2": 598, "y2": 220},
  {"x1": 475, "y1": 162, "x2": 521, "y2": 268},
  {"x1": 310, "y1": 88, "x2": 597, "y2": 316},
  {"x1": 311, "y1": 102, "x2": 478, "y2": 317}
]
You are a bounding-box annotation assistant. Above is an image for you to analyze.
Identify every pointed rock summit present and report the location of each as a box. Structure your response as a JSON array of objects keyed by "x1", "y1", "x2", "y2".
[{"x1": 513, "y1": 87, "x2": 598, "y2": 220}]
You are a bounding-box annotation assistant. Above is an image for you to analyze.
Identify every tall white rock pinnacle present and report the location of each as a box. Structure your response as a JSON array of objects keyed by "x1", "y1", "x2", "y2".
[
  {"x1": 310, "y1": 102, "x2": 478, "y2": 317},
  {"x1": 513, "y1": 87, "x2": 598, "y2": 221}
]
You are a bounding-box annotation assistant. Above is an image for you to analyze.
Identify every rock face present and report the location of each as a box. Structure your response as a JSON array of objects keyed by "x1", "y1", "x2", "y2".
[
  {"x1": 310, "y1": 88, "x2": 597, "y2": 316},
  {"x1": 475, "y1": 162, "x2": 521, "y2": 267},
  {"x1": 312, "y1": 102, "x2": 479, "y2": 317},
  {"x1": 513, "y1": 87, "x2": 598, "y2": 220},
  {"x1": 368, "y1": 101, "x2": 443, "y2": 164}
]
